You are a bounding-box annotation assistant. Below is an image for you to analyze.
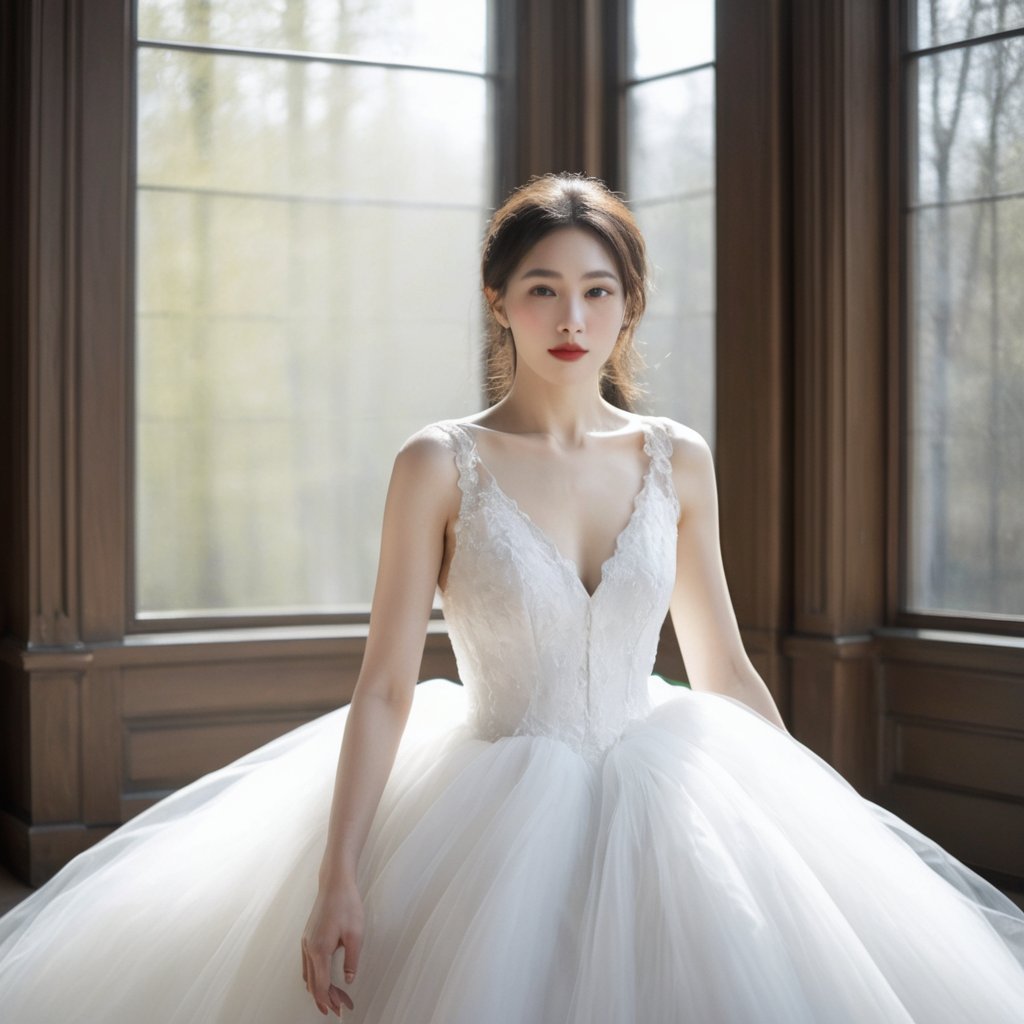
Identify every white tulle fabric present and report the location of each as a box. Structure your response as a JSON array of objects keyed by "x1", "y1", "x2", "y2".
[{"x1": 1, "y1": 417, "x2": 1023, "y2": 1023}]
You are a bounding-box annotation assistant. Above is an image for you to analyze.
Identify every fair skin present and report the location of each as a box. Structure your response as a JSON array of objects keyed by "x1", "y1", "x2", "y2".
[{"x1": 301, "y1": 226, "x2": 787, "y2": 1017}]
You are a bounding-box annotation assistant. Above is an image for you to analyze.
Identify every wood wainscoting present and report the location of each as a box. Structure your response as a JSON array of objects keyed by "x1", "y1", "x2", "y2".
[
  {"x1": 4, "y1": 622, "x2": 1022, "y2": 889},
  {"x1": 875, "y1": 631, "x2": 1024, "y2": 881},
  {"x1": 0, "y1": 627, "x2": 459, "y2": 887}
]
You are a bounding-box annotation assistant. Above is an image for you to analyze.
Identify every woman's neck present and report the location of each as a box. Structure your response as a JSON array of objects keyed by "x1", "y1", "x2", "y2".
[{"x1": 485, "y1": 375, "x2": 630, "y2": 448}]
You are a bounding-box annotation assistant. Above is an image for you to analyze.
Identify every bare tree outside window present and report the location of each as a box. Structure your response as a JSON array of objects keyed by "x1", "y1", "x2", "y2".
[{"x1": 906, "y1": 0, "x2": 1024, "y2": 618}]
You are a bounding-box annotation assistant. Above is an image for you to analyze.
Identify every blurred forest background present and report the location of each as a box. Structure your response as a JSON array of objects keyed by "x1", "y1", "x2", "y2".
[
  {"x1": 134, "y1": 0, "x2": 1022, "y2": 623},
  {"x1": 908, "y1": 0, "x2": 1023, "y2": 617},
  {"x1": 135, "y1": 0, "x2": 491, "y2": 615}
]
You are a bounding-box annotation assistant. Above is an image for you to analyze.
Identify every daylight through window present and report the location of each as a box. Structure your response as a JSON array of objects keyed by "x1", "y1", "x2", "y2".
[
  {"x1": 134, "y1": 0, "x2": 494, "y2": 618},
  {"x1": 623, "y1": 0, "x2": 716, "y2": 448},
  {"x1": 905, "y1": 0, "x2": 1024, "y2": 618}
]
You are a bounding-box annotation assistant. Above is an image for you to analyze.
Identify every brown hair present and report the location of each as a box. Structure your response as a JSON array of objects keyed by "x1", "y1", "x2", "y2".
[{"x1": 480, "y1": 173, "x2": 649, "y2": 410}]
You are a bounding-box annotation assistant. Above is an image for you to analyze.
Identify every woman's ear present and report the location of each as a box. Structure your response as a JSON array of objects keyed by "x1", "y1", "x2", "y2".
[{"x1": 485, "y1": 287, "x2": 509, "y2": 329}]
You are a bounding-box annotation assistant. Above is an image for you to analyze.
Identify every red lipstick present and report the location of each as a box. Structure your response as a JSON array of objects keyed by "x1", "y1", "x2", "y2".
[{"x1": 548, "y1": 345, "x2": 588, "y2": 361}]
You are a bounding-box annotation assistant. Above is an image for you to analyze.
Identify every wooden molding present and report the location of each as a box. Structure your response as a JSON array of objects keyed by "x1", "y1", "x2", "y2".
[
  {"x1": 791, "y1": 0, "x2": 887, "y2": 636},
  {"x1": 510, "y1": 0, "x2": 614, "y2": 182},
  {"x1": 716, "y1": 0, "x2": 791, "y2": 715},
  {"x1": 0, "y1": 630, "x2": 459, "y2": 885},
  {"x1": 77, "y1": 0, "x2": 131, "y2": 642}
]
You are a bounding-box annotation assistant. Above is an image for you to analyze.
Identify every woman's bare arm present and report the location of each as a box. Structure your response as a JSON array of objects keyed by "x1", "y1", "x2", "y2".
[
  {"x1": 302, "y1": 429, "x2": 458, "y2": 1016},
  {"x1": 665, "y1": 422, "x2": 788, "y2": 732}
]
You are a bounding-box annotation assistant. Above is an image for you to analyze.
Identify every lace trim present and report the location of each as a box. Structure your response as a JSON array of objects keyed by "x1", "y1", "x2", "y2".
[
  {"x1": 431, "y1": 421, "x2": 480, "y2": 528},
  {"x1": 643, "y1": 418, "x2": 680, "y2": 521},
  {"x1": 434, "y1": 416, "x2": 679, "y2": 536}
]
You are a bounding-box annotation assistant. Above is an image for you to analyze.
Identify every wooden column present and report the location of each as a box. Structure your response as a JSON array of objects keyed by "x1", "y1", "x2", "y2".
[
  {"x1": 505, "y1": 0, "x2": 617, "y2": 188},
  {"x1": 785, "y1": 0, "x2": 887, "y2": 792},
  {"x1": 715, "y1": 0, "x2": 793, "y2": 721}
]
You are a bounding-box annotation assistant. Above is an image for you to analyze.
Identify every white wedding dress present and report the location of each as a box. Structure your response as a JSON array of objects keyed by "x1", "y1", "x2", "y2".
[{"x1": 1, "y1": 417, "x2": 1023, "y2": 1023}]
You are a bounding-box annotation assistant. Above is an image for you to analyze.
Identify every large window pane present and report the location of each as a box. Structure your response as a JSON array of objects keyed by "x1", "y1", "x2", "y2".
[
  {"x1": 624, "y1": 5, "x2": 716, "y2": 447},
  {"x1": 629, "y1": 0, "x2": 714, "y2": 78},
  {"x1": 138, "y1": 0, "x2": 489, "y2": 72},
  {"x1": 135, "y1": 1, "x2": 492, "y2": 617},
  {"x1": 906, "y1": 7, "x2": 1024, "y2": 618},
  {"x1": 912, "y1": 0, "x2": 1024, "y2": 51},
  {"x1": 913, "y1": 36, "x2": 1024, "y2": 205},
  {"x1": 136, "y1": 51, "x2": 489, "y2": 203},
  {"x1": 626, "y1": 71, "x2": 714, "y2": 201}
]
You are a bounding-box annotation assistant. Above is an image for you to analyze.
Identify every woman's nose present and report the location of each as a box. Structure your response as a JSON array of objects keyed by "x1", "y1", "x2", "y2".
[{"x1": 559, "y1": 296, "x2": 585, "y2": 334}]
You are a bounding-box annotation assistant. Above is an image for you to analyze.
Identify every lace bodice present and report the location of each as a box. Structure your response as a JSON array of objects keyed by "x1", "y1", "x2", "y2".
[{"x1": 431, "y1": 418, "x2": 680, "y2": 761}]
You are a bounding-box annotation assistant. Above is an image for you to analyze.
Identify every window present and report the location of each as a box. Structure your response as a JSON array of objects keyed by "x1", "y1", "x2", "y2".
[
  {"x1": 134, "y1": 0, "x2": 495, "y2": 621},
  {"x1": 622, "y1": 0, "x2": 716, "y2": 447},
  {"x1": 904, "y1": 0, "x2": 1024, "y2": 620}
]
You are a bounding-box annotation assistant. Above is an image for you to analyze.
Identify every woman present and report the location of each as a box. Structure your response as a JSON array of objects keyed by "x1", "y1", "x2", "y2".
[
  {"x1": 2, "y1": 174, "x2": 1023, "y2": 1023},
  {"x1": 296, "y1": 173, "x2": 1024, "y2": 1020}
]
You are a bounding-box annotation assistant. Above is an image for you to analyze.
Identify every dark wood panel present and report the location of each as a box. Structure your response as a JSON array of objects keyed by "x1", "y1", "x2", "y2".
[
  {"x1": 31, "y1": 0, "x2": 79, "y2": 648},
  {"x1": 125, "y1": 716, "x2": 319, "y2": 790},
  {"x1": 0, "y1": 810, "x2": 30, "y2": 883},
  {"x1": 787, "y1": 639, "x2": 877, "y2": 794},
  {"x1": 792, "y1": 0, "x2": 839, "y2": 630},
  {"x1": 716, "y1": 0, "x2": 789, "y2": 629},
  {"x1": 0, "y1": 0, "x2": 32, "y2": 642},
  {"x1": 81, "y1": 669, "x2": 123, "y2": 822},
  {"x1": 877, "y1": 782, "x2": 1024, "y2": 877},
  {"x1": 0, "y1": 664, "x2": 30, "y2": 814},
  {"x1": 877, "y1": 628, "x2": 1024, "y2": 673},
  {"x1": 29, "y1": 671, "x2": 80, "y2": 821},
  {"x1": 77, "y1": 0, "x2": 130, "y2": 642},
  {"x1": 0, "y1": 811, "x2": 117, "y2": 888},
  {"x1": 883, "y1": 662, "x2": 1024, "y2": 732},
  {"x1": 419, "y1": 633, "x2": 460, "y2": 681},
  {"x1": 791, "y1": 0, "x2": 886, "y2": 638},
  {"x1": 878, "y1": 653, "x2": 1024, "y2": 861},
  {"x1": 839, "y1": 0, "x2": 887, "y2": 631},
  {"x1": 892, "y1": 722, "x2": 1024, "y2": 801},
  {"x1": 512, "y1": 0, "x2": 589, "y2": 180},
  {"x1": 790, "y1": 658, "x2": 837, "y2": 763},
  {"x1": 121, "y1": 658, "x2": 355, "y2": 718},
  {"x1": 716, "y1": 0, "x2": 792, "y2": 722}
]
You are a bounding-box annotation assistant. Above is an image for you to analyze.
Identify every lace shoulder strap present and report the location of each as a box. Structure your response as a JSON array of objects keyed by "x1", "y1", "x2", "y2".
[
  {"x1": 424, "y1": 420, "x2": 481, "y2": 514},
  {"x1": 643, "y1": 417, "x2": 681, "y2": 520}
]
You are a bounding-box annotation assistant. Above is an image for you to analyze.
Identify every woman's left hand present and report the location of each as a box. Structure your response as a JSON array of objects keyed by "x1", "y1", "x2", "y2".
[{"x1": 301, "y1": 881, "x2": 362, "y2": 1016}]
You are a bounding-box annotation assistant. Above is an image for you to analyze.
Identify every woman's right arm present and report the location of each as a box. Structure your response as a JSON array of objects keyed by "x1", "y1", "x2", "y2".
[{"x1": 301, "y1": 431, "x2": 458, "y2": 1017}]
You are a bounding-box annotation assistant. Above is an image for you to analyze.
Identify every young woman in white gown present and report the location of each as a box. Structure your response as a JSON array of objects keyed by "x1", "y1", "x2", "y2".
[{"x1": 1, "y1": 173, "x2": 1023, "y2": 1023}]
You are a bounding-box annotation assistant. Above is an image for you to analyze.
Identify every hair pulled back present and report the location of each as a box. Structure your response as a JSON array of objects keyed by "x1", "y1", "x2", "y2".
[{"x1": 481, "y1": 172, "x2": 649, "y2": 410}]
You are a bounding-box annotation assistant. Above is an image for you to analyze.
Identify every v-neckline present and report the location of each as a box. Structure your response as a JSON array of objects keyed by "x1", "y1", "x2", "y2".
[{"x1": 457, "y1": 422, "x2": 655, "y2": 602}]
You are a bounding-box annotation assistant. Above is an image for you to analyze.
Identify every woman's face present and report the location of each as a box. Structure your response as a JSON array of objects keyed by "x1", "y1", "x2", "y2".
[{"x1": 490, "y1": 227, "x2": 627, "y2": 390}]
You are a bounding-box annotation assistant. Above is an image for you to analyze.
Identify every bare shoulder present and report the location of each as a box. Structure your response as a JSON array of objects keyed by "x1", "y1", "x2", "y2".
[
  {"x1": 646, "y1": 416, "x2": 716, "y2": 516},
  {"x1": 393, "y1": 423, "x2": 460, "y2": 480},
  {"x1": 387, "y1": 422, "x2": 461, "y2": 510},
  {"x1": 646, "y1": 415, "x2": 712, "y2": 465}
]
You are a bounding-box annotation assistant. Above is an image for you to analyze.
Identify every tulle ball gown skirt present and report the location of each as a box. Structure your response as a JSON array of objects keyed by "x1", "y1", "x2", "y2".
[{"x1": 0, "y1": 677, "x2": 1023, "y2": 1023}]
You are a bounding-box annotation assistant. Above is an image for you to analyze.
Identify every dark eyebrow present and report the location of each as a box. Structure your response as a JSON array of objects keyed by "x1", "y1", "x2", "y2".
[{"x1": 519, "y1": 268, "x2": 620, "y2": 282}]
